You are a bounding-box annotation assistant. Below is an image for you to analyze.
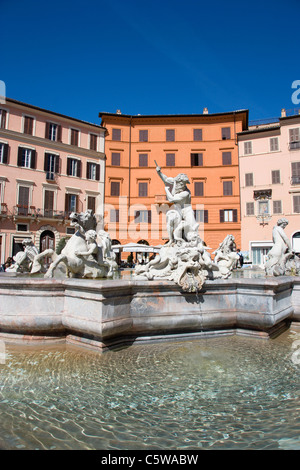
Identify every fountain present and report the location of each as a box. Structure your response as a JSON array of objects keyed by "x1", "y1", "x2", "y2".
[
  {"x1": 0, "y1": 168, "x2": 299, "y2": 351},
  {"x1": 0, "y1": 168, "x2": 300, "y2": 451}
]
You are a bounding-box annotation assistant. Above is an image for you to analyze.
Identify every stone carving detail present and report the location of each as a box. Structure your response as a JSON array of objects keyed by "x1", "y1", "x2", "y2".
[
  {"x1": 265, "y1": 218, "x2": 300, "y2": 276},
  {"x1": 31, "y1": 210, "x2": 118, "y2": 279},
  {"x1": 135, "y1": 165, "x2": 232, "y2": 291},
  {"x1": 212, "y1": 234, "x2": 240, "y2": 279},
  {"x1": 6, "y1": 238, "x2": 39, "y2": 273}
]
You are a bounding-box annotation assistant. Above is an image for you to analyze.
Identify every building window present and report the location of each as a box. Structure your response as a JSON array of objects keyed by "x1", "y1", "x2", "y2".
[
  {"x1": 135, "y1": 210, "x2": 151, "y2": 223},
  {"x1": 293, "y1": 195, "x2": 300, "y2": 213},
  {"x1": 17, "y1": 223, "x2": 29, "y2": 232},
  {"x1": 273, "y1": 200, "x2": 282, "y2": 214},
  {"x1": 65, "y1": 194, "x2": 78, "y2": 213},
  {"x1": 45, "y1": 122, "x2": 61, "y2": 142},
  {"x1": 221, "y1": 127, "x2": 231, "y2": 140},
  {"x1": 0, "y1": 109, "x2": 7, "y2": 129},
  {"x1": 17, "y1": 147, "x2": 36, "y2": 169},
  {"x1": 222, "y1": 152, "x2": 232, "y2": 165},
  {"x1": 291, "y1": 162, "x2": 300, "y2": 185},
  {"x1": 111, "y1": 152, "x2": 120, "y2": 166},
  {"x1": 139, "y1": 130, "x2": 148, "y2": 142},
  {"x1": 86, "y1": 162, "x2": 100, "y2": 180},
  {"x1": 139, "y1": 154, "x2": 148, "y2": 167},
  {"x1": 87, "y1": 196, "x2": 96, "y2": 213},
  {"x1": 220, "y1": 209, "x2": 238, "y2": 222},
  {"x1": 246, "y1": 202, "x2": 254, "y2": 216},
  {"x1": 271, "y1": 170, "x2": 281, "y2": 184},
  {"x1": 191, "y1": 153, "x2": 203, "y2": 166},
  {"x1": 70, "y1": 128, "x2": 79, "y2": 146},
  {"x1": 110, "y1": 209, "x2": 119, "y2": 223},
  {"x1": 90, "y1": 134, "x2": 98, "y2": 151},
  {"x1": 166, "y1": 129, "x2": 175, "y2": 141},
  {"x1": 289, "y1": 128, "x2": 300, "y2": 149},
  {"x1": 0, "y1": 143, "x2": 8, "y2": 164},
  {"x1": 44, "y1": 190, "x2": 54, "y2": 217},
  {"x1": 44, "y1": 153, "x2": 60, "y2": 180},
  {"x1": 166, "y1": 153, "x2": 175, "y2": 167},
  {"x1": 67, "y1": 157, "x2": 81, "y2": 177},
  {"x1": 194, "y1": 181, "x2": 204, "y2": 196},
  {"x1": 270, "y1": 137, "x2": 279, "y2": 152},
  {"x1": 23, "y1": 116, "x2": 34, "y2": 135},
  {"x1": 194, "y1": 209, "x2": 208, "y2": 223},
  {"x1": 138, "y1": 182, "x2": 148, "y2": 197},
  {"x1": 223, "y1": 181, "x2": 233, "y2": 196},
  {"x1": 17, "y1": 185, "x2": 30, "y2": 215},
  {"x1": 244, "y1": 141, "x2": 252, "y2": 155},
  {"x1": 112, "y1": 128, "x2": 121, "y2": 141},
  {"x1": 110, "y1": 181, "x2": 120, "y2": 196},
  {"x1": 193, "y1": 129, "x2": 202, "y2": 141},
  {"x1": 245, "y1": 173, "x2": 253, "y2": 187}
]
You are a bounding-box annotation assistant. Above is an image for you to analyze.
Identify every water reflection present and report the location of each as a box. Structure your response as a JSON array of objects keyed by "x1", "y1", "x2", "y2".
[{"x1": 0, "y1": 329, "x2": 299, "y2": 450}]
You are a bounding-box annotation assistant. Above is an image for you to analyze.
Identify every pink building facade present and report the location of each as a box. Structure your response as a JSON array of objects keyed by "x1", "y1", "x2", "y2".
[
  {"x1": 0, "y1": 98, "x2": 105, "y2": 263},
  {"x1": 238, "y1": 110, "x2": 300, "y2": 265}
]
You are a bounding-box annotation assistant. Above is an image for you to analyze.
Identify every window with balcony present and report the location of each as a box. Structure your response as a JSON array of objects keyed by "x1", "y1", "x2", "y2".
[
  {"x1": 291, "y1": 162, "x2": 300, "y2": 185},
  {"x1": 67, "y1": 157, "x2": 81, "y2": 177},
  {"x1": 166, "y1": 129, "x2": 175, "y2": 142},
  {"x1": 191, "y1": 153, "x2": 203, "y2": 166},
  {"x1": 17, "y1": 147, "x2": 36, "y2": 169},
  {"x1": 220, "y1": 209, "x2": 238, "y2": 222},
  {"x1": 44, "y1": 190, "x2": 54, "y2": 217},
  {"x1": 17, "y1": 185, "x2": 30, "y2": 216},
  {"x1": 0, "y1": 143, "x2": 8, "y2": 164},
  {"x1": 86, "y1": 162, "x2": 100, "y2": 180},
  {"x1": 289, "y1": 128, "x2": 300, "y2": 149},
  {"x1": 222, "y1": 152, "x2": 232, "y2": 165},
  {"x1": 44, "y1": 153, "x2": 60, "y2": 180}
]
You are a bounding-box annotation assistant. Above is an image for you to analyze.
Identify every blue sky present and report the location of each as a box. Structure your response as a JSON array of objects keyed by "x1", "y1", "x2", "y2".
[{"x1": 1, "y1": 0, "x2": 299, "y2": 125}]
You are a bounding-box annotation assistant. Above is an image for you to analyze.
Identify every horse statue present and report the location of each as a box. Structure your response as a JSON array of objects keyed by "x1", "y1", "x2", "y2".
[{"x1": 32, "y1": 210, "x2": 113, "y2": 279}]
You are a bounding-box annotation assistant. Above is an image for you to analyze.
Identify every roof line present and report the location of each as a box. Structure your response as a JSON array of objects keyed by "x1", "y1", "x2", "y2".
[{"x1": 6, "y1": 98, "x2": 105, "y2": 130}]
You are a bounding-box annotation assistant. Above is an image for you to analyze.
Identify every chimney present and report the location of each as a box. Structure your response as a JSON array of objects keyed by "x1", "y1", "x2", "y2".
[
  {"x1": 281, "y1": 108, "x2": 286, "y2": 117},
  {"x1": 203, "y1": 107, "x2": 208, "y2": 114},
  {"x1": 116, "y1": 109, "x2": 122, "y2": 115}
]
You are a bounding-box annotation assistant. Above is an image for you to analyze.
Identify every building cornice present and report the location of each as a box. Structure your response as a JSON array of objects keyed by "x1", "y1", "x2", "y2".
[{"x1": 0, "y1": 129, "x2": 106, "y2": 160}]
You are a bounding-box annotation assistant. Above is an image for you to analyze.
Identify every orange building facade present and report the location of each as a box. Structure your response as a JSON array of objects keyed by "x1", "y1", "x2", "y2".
[{"x1": 99, "y1": 109, "x2": 248, "y2": 257}]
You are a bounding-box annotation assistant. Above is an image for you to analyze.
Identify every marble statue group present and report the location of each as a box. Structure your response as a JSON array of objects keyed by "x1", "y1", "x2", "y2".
[{"x1": 6, "y1": 163, "x2": 300, "y2": 288}]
